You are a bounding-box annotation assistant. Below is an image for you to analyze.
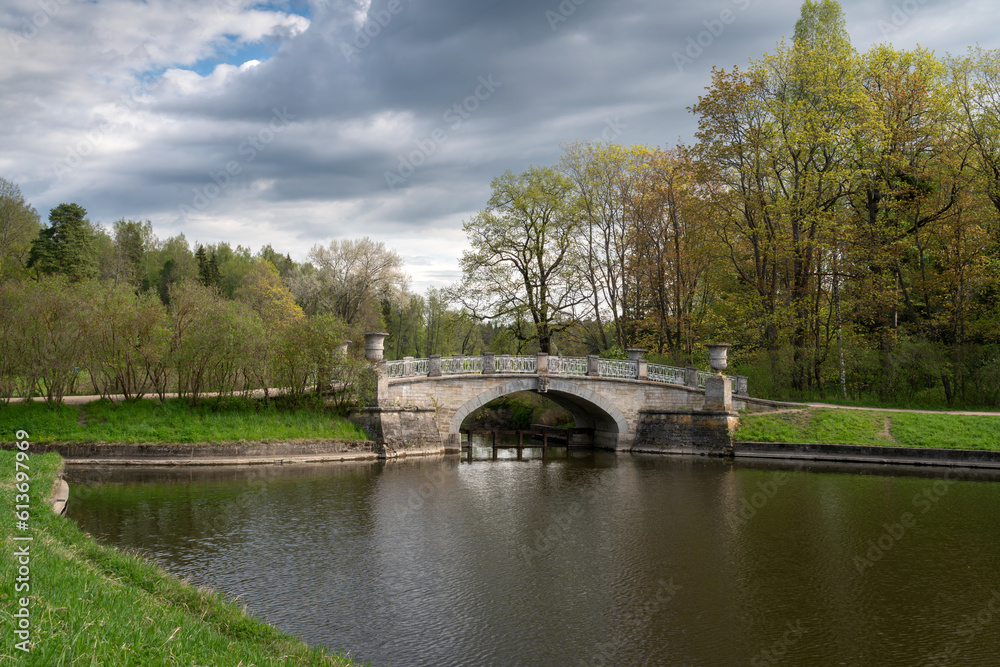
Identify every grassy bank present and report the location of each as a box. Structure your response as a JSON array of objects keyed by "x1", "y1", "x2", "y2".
[
  {"x1": 736, "y1": 408, "x2": 1000, "y2": 450},
  {"x1": 0, "y1": 450, "x2": 354, "y2": 665},
  {"x1": 0, "y1": 399, "x2": 369, "y2": 445}
]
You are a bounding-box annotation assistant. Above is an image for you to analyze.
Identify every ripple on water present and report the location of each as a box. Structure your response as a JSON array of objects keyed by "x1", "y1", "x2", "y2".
[{"x1": 66, "y1": 457, "x2": 1000, "y2": 666}]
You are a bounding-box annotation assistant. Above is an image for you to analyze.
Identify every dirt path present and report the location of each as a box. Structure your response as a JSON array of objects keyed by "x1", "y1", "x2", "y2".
[
  {"x1": 17, "y1": 392, "x2": 1000, "y2": 417},
  {"x1": 17, "y1": 388, "x2": 279, "y2": 406},
  {"x1": 796, "y1": 402, "x2": 1000, "y2": 417}
]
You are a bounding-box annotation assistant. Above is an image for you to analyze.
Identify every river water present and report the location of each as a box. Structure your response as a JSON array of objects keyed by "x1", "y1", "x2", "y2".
[{"x1": 65, "y1": 446, "x2": 1000, "y2": 666}]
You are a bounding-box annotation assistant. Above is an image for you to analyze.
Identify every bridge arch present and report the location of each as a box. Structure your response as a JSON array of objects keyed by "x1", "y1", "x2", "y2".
[{"x1": 448, "y1": 377, "x2": 629, "y2": 449}]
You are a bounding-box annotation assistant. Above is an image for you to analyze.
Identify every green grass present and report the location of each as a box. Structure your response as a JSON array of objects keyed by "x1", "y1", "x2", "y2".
[
  {"x1": 0, "y1": 399, "x2": 370, "y2": 445},
  {"x1": 0, "y1": 450, "x2": 357, "y2": 665},
  {"x1": 736, "y1": 408, "x2": 1000, "y2": 450},
  {"x1": 774, "y1": 393, "x2": 1000, "y2": 412}
]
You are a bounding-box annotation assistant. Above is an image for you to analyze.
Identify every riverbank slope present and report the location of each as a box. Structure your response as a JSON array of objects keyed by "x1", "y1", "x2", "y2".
[
  {"x1": 0, "y1": 450, "x2": 355, "y2": 664},
  {"x1": 736, "y1": 407, "x2": 1000, "y2": 450},
  {"x1": 0, "y1": 398, "x2": 370, "y2": 445}
]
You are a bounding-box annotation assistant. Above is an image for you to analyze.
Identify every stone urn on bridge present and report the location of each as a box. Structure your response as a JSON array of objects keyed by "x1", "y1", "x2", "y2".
[{"x1": 703, "y1": 343, "x2": 732, "y2": 411}]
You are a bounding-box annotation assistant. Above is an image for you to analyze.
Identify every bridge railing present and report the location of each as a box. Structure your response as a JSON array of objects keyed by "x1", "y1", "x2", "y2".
[
  {"x1": 442, "y1": 356, "x2": 483, "y2": 374},
  {"x1": 647, "y1": 363, "x2": 686, "y2": 385},
  {"x1": 494, "y1": 354, "x2": 536, "y2": 374},
  {"x1": 382, "y1": 353, "x2": 745, "y2": 393},
  {"x1": 385, "y1": 357, "x2": 430, "y2": 378},
  {"x1": 549, "y1": 356, "x2": 587, "y2": 375},
  {"x1": 598, "y1": 358, "x2": 637, "y2": 379}
]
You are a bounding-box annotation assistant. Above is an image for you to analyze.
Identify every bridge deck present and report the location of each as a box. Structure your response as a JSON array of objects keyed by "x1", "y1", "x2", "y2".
[{"x1": 383, "y1": 353, "x2": 747, "y2": 394}]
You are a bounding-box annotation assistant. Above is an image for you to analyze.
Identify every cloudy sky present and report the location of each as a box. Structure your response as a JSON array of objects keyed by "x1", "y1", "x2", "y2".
[{"x1": 2, "y1": 0, "x2": 997, "y2": 292}]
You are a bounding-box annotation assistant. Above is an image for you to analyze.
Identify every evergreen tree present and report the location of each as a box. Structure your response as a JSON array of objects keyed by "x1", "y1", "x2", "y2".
[
  {"x1": 194, "y1": 244, "x2": 222, "y2": 289},
  {"x1": 195, "y1": 244, "x2": 209, "y2": 286},
  {"x1": 158, "y1": 258, "x2": 179, "y2": 305},
  {"x1": 207, "y1": 251, "x2": 221, "y2": 288},
  {"x1": 27, "y1": 203, "x2": 97, "y2": 281}
]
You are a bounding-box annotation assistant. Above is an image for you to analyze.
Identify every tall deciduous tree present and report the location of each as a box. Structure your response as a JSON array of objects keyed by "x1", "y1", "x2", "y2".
[
  {"x1": 234, "y1": 259, "x2": 305, "y2": 329},
  {"x1": 293, "y1": 237, "x2": 407, "y2": 329},
  {"x1": 457, "y1": 166, "x2": 587, "y2": 354},
  {"x1": 560, "y1": 142, "x2": 643, "y2": 350},
  {"x1": 628, "y1": 147, "x2": 715, "y2": 357},
  {"x1": 950, "y1": 47, "x2": 1000, "y2": 236},
  {"x1": 692, "y1": 0, "x2": 861, "y2": 389},
  {"x1": 109, "y1": 219, "x2": 152, "y2": 288},
  {"x1": 0, "y1": 178, "x2": 40, "y2": 281}
]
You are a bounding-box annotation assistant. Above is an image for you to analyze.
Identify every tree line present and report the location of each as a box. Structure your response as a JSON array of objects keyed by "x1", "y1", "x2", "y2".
[
  {"x1": 0, "y1": 187, "x2": 500, "y2": 405},
  {"x1": 4, "y1": 0, "x2": 1000, "y2": 408},
  {"x1": 454, "y1": 1, "x2": 1000, "y2": 407}
]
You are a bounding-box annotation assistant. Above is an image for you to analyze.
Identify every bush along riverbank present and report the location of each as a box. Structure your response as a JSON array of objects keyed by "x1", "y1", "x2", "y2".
[
  {"x1": 0, "y1": 449, "x2": 356, "y2": 665},
  {"x1": 736, "y1": 408, "x2": 1000, "y2": 451},
  {"x1": 0, "y1": 397, "x2": 370, "y2": 446}
]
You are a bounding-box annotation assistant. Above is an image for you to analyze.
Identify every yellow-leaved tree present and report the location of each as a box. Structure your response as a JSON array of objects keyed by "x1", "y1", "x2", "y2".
[{"x1": 234, "y1": 259, "x2": 305, "y2": 329}]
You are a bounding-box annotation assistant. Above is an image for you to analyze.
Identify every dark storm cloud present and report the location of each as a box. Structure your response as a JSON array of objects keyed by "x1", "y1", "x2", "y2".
[{"x1": 1, "y1": 0, "x2": 997, "y2": 290}]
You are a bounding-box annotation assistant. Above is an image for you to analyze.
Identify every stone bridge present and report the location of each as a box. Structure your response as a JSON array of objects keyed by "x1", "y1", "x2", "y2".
[{"x1": 349, "y1": 334, "x2": 751, "y2": 455}]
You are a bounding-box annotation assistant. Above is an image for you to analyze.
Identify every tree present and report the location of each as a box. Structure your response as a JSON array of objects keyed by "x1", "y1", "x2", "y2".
[
  {"x1": 560, "y1": 142, "x2": 643, "y2": 350},
  {"x1": 628, "y1": 147, "x2": 716, "y2": 357},
  {"x1": 214, "y1": 243, "x2": 254, "y2": 297},
  {"x1": 792, "y1": 0, "x2": 850, "y2": 55},
  {"x1": 424, "y1": 287, "x2": 474, "y2": 356},
  {"x1": 168, "y1": 281, "x2": 257, "y2": 404},
  {"x1": 0, "y1": 178, "x2": 40, "y2": 281},
  {"x1": 12, "y1": 277, "x2": 90, "y2": 405},
  {"x1": 692, "y1": 0, "x2": 863, "y2": 389},
  {"x1": 27, "y1": 203, "x2": 98, "y2": 281},
  {"x1": 153, "y1": 234, "x2": 196, "y2": 304},
  {"x1": 844, "y1": 46, "x2": 959, "y2": 397},
  {"x1": 109, "y1": 219, "x2": 152, "y2": 288},
  {"x1": 0, "y1": 281, "x2": 30, "y2": 401},
  {"x1": 382, "y1": 292, "x2": 425, "y2": 358},
  {"x1": 457, "y1": 166, "x2": 588, "y2": 354},
  {"x1": 293, "y1": 237, "x2": 408, "y2": 328},
  {"x1": 233, "y1": 259, "x2": 305, "y2": 329},
  {"x1": 950, "y1": 48, "x2": 1000, "y2": 236},
  {"x1": 259, "y1": 244, "x2": 298, "y2": 277},
  {"x1": 81, "y1": 282, "x2": 169, "y2": 400},
  {"x1": 273, "y1": 313, "x2": 359, "y2": 398},
  {"x1": 195, "y1": 244, "x2": 222, "y2": 289}
]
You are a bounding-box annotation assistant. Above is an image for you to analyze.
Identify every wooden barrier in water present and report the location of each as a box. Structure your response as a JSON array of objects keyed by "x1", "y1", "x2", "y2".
[{"x1": 459, "y1": 427, "x2": 594, "y2": 459}]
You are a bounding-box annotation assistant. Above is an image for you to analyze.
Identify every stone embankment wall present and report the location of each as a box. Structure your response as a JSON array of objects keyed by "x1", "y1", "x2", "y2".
[
  {"x1": 348, "y1": 406, "x2": 445, "y2": 456},
  {"x1": 26, "y1": 441, "x2": 376, "y2": 465},
  {"x1": 632, "y1": 410, "x2": 740, "y2": 456}
]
